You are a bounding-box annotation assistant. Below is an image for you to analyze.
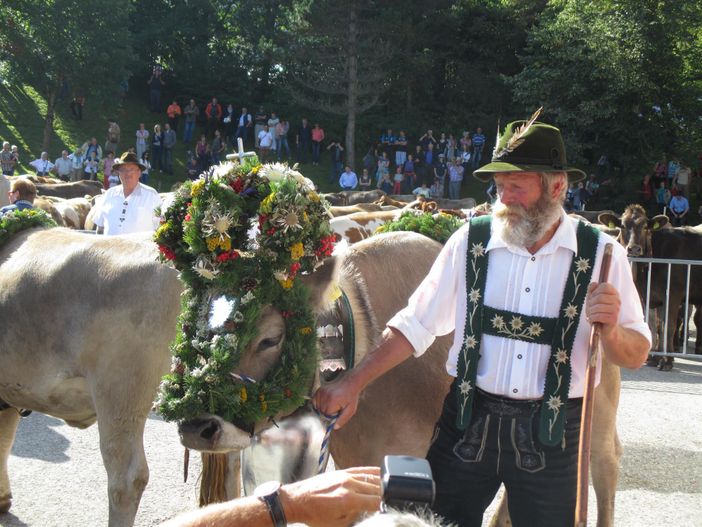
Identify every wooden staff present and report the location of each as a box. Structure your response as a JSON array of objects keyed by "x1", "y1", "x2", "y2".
[{"x1": 575, "y1": 243, "x2": 613, "y2": 527}]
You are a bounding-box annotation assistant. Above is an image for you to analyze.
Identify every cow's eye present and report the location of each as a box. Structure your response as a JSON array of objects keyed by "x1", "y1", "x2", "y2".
[{"x1": 257, "y1": 336, "x2": 282, "y2": 352}]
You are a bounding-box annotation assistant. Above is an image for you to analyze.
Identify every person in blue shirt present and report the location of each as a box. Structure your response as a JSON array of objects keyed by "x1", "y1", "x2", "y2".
[
  {"x1": 380, "y1": 128, "x2": 396, "y2": 158},
  {"x1": 471, "y1": 127, "x2": 486, "y2": 168},
  {"x1": 1, "y1": 178, "x2": 36, "y2": 214}
]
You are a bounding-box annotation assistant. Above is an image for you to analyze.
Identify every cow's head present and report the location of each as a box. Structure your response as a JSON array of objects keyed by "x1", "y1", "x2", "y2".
[
  {"x1": 599, "y1": 205, "x2": 668, "y2": 257},
  {"x1": 174, "y1": 255, "x2": 341, "y2": 453}
]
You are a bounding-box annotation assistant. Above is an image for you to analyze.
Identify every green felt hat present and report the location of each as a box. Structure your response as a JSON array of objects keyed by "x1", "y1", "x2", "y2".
[
  {"x1": 474, "y1": 109, "x2": 586, "y2": 183},
  {"x1": 112, "y1": 151, "x2": 146, "y2": 172}
]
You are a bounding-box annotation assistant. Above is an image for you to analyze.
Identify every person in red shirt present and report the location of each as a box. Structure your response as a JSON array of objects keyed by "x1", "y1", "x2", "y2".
[
  {"x1": 167, "y1": 100, "x2": 182, "y2": 133},
  {"x1": 204, "y1": 98, "x2": 222, "y2": 138}
]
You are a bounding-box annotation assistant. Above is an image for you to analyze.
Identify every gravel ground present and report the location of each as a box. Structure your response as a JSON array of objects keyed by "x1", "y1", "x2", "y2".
[{"x1": 1, "y1": 358, "x2": 700, "y2": 527}]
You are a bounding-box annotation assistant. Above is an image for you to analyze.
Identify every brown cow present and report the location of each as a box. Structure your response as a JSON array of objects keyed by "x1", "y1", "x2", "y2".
[
  {"x1": 36, "y1": 180, "x2": 103, "y2": 199},
  {"x1": 0, "y1": 228, "x2": 182, "y2": 526},
  {"x1": 328, "y1": 203, "x2": 387, "y2": 217},
  {"x1": 329, "y1": 210, "x2": 400, "y2": 243},
  {"x1": 600, "y1": 205, "x2": 702, "y2": 370},
  {"x1": 176, "y1": 232, "x2": 622, "y2": 526},
  {"x1": 322, "y1": 189, "x2": 387, "y2": 206}
]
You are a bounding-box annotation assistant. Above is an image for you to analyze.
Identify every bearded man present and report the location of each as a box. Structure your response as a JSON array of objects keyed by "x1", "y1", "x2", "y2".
[{"x1": 314, "y1": 115, "x2": 651, "y2": 527}]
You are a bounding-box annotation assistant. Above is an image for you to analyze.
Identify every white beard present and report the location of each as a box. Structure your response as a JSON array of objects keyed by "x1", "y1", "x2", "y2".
[{"x1": 493, "y1": 192, "x2": 563, "y2": 248}]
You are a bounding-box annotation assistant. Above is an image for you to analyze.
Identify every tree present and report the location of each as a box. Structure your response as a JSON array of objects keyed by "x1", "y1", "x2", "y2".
[
  {"x1": 0, "y1": 0, "x2": 133, "y2": 151},
  {"x1": 510, "y1": 0, "x2": 702, "y2": 173},
  {"x1": 285, "y1": 0, "x2": 393, "y2": 168}
]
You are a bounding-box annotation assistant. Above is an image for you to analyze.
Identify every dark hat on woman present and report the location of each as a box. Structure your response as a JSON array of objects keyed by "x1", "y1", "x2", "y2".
[
  {"x1": 473, "y1": 108, "x2": 586, "y2": 183},
  {"x1": 112, "y1": 151, "x2": 146, "y2": 171}
]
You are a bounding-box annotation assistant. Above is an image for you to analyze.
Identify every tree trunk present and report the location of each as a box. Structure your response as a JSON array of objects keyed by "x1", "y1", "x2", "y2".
[
  {"x1": 42, "y1": 88, "x2": 57, "y2": 152},
  {"x1": 345, "y1": 5, "x2": 358, "y2": 171}
]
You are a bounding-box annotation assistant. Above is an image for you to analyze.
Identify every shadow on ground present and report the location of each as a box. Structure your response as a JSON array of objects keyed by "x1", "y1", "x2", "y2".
[{"x1": 11, "y1": 413, "x2": 70, "y2": 462}]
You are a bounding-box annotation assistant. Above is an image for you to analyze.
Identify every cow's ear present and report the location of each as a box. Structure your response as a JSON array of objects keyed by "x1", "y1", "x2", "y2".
[
  {"x1": 598, "y1": 212, "x2": 621, "y2": 229},
  {"x1": 299, "y1": 256, "x2": 342, "y2": 313},
  {"x1": 650, "y1": 215, "x2": 669, "y2": 230}
]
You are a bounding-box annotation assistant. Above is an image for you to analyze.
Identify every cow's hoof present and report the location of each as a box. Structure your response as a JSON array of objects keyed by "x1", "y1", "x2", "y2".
[
  {"x1": 646, "y1": 356, "x2": 660, "y2": 367},
  {"x1": 0, "y1": 496, "x2": 12, "y2": 514},
  {"x1": 657, "y1": 360, "x2": 674, "y2": 372}
]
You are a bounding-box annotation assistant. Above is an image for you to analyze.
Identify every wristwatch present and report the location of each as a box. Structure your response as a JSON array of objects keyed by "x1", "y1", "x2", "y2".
[{"x1": 254, "y1": 480, "x2": 287, "y2": 527}]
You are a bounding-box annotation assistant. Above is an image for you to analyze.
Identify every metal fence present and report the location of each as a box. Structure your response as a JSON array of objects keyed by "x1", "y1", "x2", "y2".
[{"x1": 629, "y1": 256, "x2": 702, "y2": 360}]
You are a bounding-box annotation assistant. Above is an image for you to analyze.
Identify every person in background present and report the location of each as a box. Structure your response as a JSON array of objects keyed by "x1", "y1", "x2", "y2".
[
  {"x1": 275, "y1": 118, "x2": 291, "y2": 161},
  {"x1": 211, "y1": 129, "x2": 225, "y2": 165},
  {"x1": 413, "y1": 182, "x2": 431, "y2": 198},
  {"x1": 339, "y1": 165, "x2": 358, "y2": 190},
  {"x1": 102, "y1": 151, "x2": 115, "y2": 190},
  {"x1": 392, "y1": 165, "x2": 404, "y2": 195},
  {"x1": 167, "y1": 99, "x2": 182, "y2": 133},
  {"x1": 254, "y1": 106, "x2": 268, "y2": 148},
  {"x1": 312, "y1": 123, "x2": 325, "y2": 166},
  {"x1": 147, "y1": 67, "x2": 165, "y2": 112},
  {"x1": 669, "y1": 188, "x2": 689, "y2": 226},
  {"x1": 162, "y1": 123, "x2": 177, "y2": 175},
  {"x1": 205, "y1": 97, "x2": 222, "y2": 138},
  {"x1": 30, "y1": 152, "x2": 54, "y2": 177},
  {"x1": 140, "y1": 151, "x2": 152, "y2": 185},
  {"x1": 257, "y1": 124, "x2": 274, "y2": 163},
  {"x1": 327, "y1": 139, "x2": 344, "y2": 183},
  {"x1": 136, "y1": 123, "x2": 149, "y2": 160},
  {"x1": 359, "y1": 168, "x2": 372, "y2": 191},
  {"x1": 433, "y1": 154, "x2": 448, "y2": 198},
  {"x1": 375, "y1": 151, "x2": 390, "y2": 186},
  {"x1": 1, "y1": 141, "x2": 16, "y2": 176},
  {"x1": 655, "y1": 181, "x2": 671, "y2": 215},
  {"x1": 70, "y1": 95, "x2": 84, "y2": 120},
  {"x1": 235, "y1": 107, "x2": 253, "y2": 147},
  {"x1": 267, "y1": 112, "x2": 280, "y2": 153},
  {"x1": 186, "y1": 155, "x2": 199, "y2": 181},
  {"x1": 395, "y1": 130, "x2": 408, "y2": 167},
  {"x1": 1, "y1": 178, "x2": 36, "y2": 214},
  {"x1": 296, "y1": 118, "x2": 312, "y2": 163},
  {"x1": 151, "y1": 124, "x2": 164, "y2": 173},
  {"x1": 52, "y1": 150, "x2": 73, "y2": 181},
  {"x1": 69, "y1": 148, "x2": 84, "y2": 182},
  {"x1": 82, "y1": 137, "x2": 103, "y2": 162},
  {"x1": 402, "y1": 154, "x2": 415, "y2": 193},
  {"x1": 471, "y1": 127, "x2": 485, "y2": 168},
  {"x1": 105, "y1": 119, "x2": 120, "y2": 156},
  {"x1": 183, "y1": 99, "x2": 200, "y2": 145},
  {"x1": 222, "y1": 104, "x2": 236, "y2": 148},
  {"x1": 93, "y1": 152, "x2": 162, "y2": 235},
  {"x1": 196, "y1": 134, "x2": 209, "y2": 172},
  {"x1": 447, "y1": 157, "x2": 464, "y2": 199},
  {"x1": 83, "y1": 150, "x2": 99, "y2": 181},
  {"x1": 378, "y1": 172, "x2": 393, "y2": 194},
  {"x1": 673, "y1": 161, "x2": 691, "y2": 198}
]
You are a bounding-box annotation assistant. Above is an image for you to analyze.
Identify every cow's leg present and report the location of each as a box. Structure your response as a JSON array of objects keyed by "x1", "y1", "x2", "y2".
[
  {"x1": 0, "y1": 409, "x2": 20, "y2": 513},
  {"x1": 96, "y1": 412, "x2": 149, "y2": 527},
  {"x1": 590, "y1": 360, "x2": 622, "y2": 527}
]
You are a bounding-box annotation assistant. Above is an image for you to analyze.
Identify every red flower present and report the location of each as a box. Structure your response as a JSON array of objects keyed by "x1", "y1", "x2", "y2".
[
  {"x1": 216, "y1": 253, "x2": 229, "y2": 262},
  {"x1": 184, "y1": 214, "x2": 192, "y2": 221},
  {"x1": 216, "y1": 250, "x2": 240, "y2": 263},
  {"x1": 315, "y1": 235, "x2": 336, "y2": 257},
  {"x1": 266, "y1": 227, "x2": 276, "y2": 236},
  {"x1": 289, "y1": 262, "x2": 301, "y2": 278},
  {"x1": 283, "y1": 388, "x2": 293, "y2": 398},
  {"x1": 158, "y1": 245, "x2": 176, "y2": 261},
  {"x1": 281, "y1": 310, "x2": 295, "y2": 318},
  {"x1": 258, "y1": 214, "x2": 268, "y2": 230},
  {"x1": 230, "y1": 178, "x2": 244, "y2": 193}
]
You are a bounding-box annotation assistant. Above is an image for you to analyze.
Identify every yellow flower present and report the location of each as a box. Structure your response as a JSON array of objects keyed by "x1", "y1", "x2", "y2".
[
  {"x1": 299, "y1": 327, "x2": 313, "y2": 335},
  {"x1": 155, "y1": 222, "x2": 169, "y2": 238},
  {"x1": 278, "y1": 278, "x2": 294, "y2": 289},
  {"x1": 240, "y1": 387, "x2": 248, "y2": 402},
  {"x1": 219, "y1": 237, "x2": 232, "y2": 251},
  {"x1": 303, "y1": 211, "x2": 309, "y2": 221},
  {"x1": 261, "y1": 401, "x2": 268, "y2": 413},
  {"x1": 260, "y1": 193, "x2": 276, "y2": 214},
  {"x1": 191, "y1": 179, "x2": 205, "y2": 197},
  {"x1": 206, "y1": 237, "x2": 219, "y2": 252},
  {"x1": 309, "y1": 191, "x2": 320, "y2": 203},
  {"x1": 290, "y1": 242, "x2": 304, "y2": 261},
  {"x1": 251, "y1": 165, "x2": 262, "y2": 175}
]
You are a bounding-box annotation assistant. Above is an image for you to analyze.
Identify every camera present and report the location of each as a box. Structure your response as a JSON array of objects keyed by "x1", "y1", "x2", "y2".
[{"x1": 381, "y1": 455, "x2": 435, "y2": 513}]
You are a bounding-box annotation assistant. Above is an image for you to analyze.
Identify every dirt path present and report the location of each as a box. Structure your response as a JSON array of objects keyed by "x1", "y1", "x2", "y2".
[{"x1": 1, "y1": 359, "x2": 700, "y2": 526}]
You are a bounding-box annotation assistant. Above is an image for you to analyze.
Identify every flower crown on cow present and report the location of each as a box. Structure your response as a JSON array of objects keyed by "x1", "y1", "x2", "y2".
[{"x1": 154, "y1": 160, "x2": 335, "y2": 425}]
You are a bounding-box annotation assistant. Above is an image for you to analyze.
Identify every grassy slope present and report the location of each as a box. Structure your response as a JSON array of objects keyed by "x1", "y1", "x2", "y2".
[{"x1": 0, "y1": 82, "x2": 488, "y2": 199}]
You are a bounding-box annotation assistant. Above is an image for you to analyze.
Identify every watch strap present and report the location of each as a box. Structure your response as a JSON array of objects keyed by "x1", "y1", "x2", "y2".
[{"x1": 259, "y1": 489, "x2": 287, "y2": 527}]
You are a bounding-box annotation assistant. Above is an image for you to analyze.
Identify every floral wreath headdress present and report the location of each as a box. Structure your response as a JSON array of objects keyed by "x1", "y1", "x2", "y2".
[{"x1": 155, "y1": 160, "x2": 335, "y2": 425}]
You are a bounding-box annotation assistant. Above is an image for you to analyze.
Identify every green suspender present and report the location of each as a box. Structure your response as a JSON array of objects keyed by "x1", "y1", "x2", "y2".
[{"x1": 455, "y1": 216, "x2": 599, "y2": 446}]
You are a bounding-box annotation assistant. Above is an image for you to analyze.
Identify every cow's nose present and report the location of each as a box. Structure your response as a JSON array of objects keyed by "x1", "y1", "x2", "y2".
[
  {"x1": 199, "y1": 420, "x2": 221, "y2": 441},
  {"x1": 627, "y1": 245, "x2": 643, "y2": 257}
]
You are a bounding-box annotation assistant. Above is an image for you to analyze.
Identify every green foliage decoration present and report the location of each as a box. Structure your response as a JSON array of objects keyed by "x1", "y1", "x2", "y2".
[
  {"x1": 375, "y1": 210, "x2": 465, "y2": 244},
  {"x1": 154, "y1": 159, "x2": 335, "y2": 425},
  {"x1": 0, "y1": 208, "x2": 57, "y2": 248}
]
